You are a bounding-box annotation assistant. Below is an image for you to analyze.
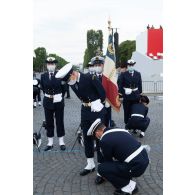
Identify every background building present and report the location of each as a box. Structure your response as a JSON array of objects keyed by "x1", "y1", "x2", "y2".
[{"x1": 132, "y1": 26, "x2": 163, "y2": 81}]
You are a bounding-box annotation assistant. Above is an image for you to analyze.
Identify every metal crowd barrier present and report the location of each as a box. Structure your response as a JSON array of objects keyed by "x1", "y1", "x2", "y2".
[{"x1": 142, "y1": 81, "x2": 163, "y2": 96}]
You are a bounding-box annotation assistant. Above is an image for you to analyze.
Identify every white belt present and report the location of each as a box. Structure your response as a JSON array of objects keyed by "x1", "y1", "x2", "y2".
[
  {"x1": 132, "y1": 87, "x2": 138, "y2": 91},
  {"x1": 124, "y1": 146, "x2": 144, "y2": 163},
  {"x1": 45, "y1": 93, "x2": 62, "y2": 98},
  {"x1": 131, "y1": 114, "x2": 144, "y2": 118}
]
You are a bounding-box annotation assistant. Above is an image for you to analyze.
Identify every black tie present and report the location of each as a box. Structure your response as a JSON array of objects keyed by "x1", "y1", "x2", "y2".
[
  {"x1": 50, "y1": 72, "x2": 54, "y2": 80},
  {"x1": 98, "y1": 75, "x2": 102, "y2": 82}
]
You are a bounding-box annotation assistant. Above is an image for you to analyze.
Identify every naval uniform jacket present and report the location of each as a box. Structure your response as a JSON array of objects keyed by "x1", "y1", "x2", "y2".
[
  {"x1": 131, "y1": 103, "x2": 148, "y2": 118},
  {"x1": 118, "y1": 70, "x2": 142, "y2": 101},
  {"x1": 127, "y1": 103, "x2": 150, "y2": 131},
  {"x1": 70, "y1": 73, "x2": 106, "y2": 125},
  {"x1": 40, "y1": 71, "x2": 66, "y2": 110},
  {"x1": 99, "y1": 128, "x2": 142, "y2": 163},
  {"x1": 99, "y1": 128, "x2": 149, "y2": 171}
]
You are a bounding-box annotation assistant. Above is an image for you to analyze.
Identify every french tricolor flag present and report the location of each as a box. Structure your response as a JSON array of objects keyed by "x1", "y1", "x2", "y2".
[{"x1": 102, "y1": 32, "x2": 121, "y2": 112}]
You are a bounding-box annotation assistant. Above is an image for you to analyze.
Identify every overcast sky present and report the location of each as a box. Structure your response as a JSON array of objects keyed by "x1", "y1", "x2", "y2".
[{"x1": 34, "y1": 0, "x2": 163, "y2": 64}]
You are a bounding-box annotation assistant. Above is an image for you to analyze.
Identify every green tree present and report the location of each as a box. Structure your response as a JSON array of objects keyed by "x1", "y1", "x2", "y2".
[
  {"x1": 83, "y1": 29, "x2": 103, "y2": 68},
  {"x1": 119, "y1": 40, "x2": 136, "y2": 65},
  {"x1": 83, "y1": 48, "x2": 90, "y2": 68},
  {"x1": 48, "y1": 53, "x2": 69, "y2": 69},
  {"x1": 33, "y1": 47, "x2": 47, "y2": 72}
]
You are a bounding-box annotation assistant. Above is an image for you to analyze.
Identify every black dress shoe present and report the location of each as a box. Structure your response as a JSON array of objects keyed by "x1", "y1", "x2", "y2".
[
  {"x1": 95, "y1": 176, "x2": 105, "y2": 185},
  {"x1": 139, "y1": 134, "x2": 144, "y2": 138},
  {"x1": 60, "y1": 145, "x2": 66, "y2": 151},
  {"x1": 44, "y1": 145, "x2": 53, "y2": 151},
  {"x1": 80, "y1": 168, "x2": 95, "y2": 176},
  {"x1": 114, "y1": 186, "x2": 138, "y2": 195}
]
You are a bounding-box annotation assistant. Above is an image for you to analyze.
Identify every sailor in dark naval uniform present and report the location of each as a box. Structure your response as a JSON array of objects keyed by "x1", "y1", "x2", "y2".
[
  {"x1": 125, "y1": 95, "x2": 150, "y2": 138},
  {"x1": 87, "y1": 119, "x2": 150, "y2": 195},
  {"x1": 55, "y1": 63, "x2": 106, "y2": 184},
  {"x1": 86, "y1": 61, "x2": 95, "y2": 75},
  {"x1": 91, "y1": 56, "x2": 114, "y2": 128},
  {"x1": 40, "y1": 57, "x2": 66, "y2": 151},
  {"x1": 118, "y1": 59, "x2": 142, "y2": 125},
  {"x1": 33, "y1": 72, "x2": 41, "y2": 108}
]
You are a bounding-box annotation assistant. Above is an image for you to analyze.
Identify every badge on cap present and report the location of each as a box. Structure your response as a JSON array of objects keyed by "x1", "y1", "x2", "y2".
[
  {"x1": 46, "y1": 57, "x2": 58, "y2": 63},
  {"x1": 127, "y1": 59, "x2": 136, "y2": 65}
]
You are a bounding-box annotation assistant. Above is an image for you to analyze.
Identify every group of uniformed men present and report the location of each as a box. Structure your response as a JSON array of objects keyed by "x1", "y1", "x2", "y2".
[{"x1": 34, "y1": 56, "x2": 151, "y2": 195}]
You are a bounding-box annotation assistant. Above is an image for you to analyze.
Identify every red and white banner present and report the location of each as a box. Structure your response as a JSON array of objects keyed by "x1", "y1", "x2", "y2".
[
  {"x1": 136, "y1": 26, "x2": 163, "y2": 60},
  {"x1": 147, "y1": 28, "x2": 163, "y2": 60}
]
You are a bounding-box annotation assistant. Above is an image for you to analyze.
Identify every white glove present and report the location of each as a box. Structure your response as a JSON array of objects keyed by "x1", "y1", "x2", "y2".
[
  {"x1": 33, "y1": 79, "x2": 38, "y2": 85},
  {"x1": 91, "y1": 99, "x2": 104, "y2": 112},
  {"x1": 53, "y1": 94, "x2": 62, "y2": 103},
  {"x1": 124, "y1": 88, "x2": 132, "y2": 95},
  {"x1": 105, "y1": 101, "x2": 110, "y2": 108}
]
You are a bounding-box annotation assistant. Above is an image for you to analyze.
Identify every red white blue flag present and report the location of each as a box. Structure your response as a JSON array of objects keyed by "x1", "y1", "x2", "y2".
[{"x1": 102, "y1": 32, "x2": 121, "y2": 112}]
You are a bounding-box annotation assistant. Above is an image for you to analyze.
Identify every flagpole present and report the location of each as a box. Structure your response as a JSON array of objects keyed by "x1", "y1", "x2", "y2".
[{"x1": 108, "y1": 18, "x2": 112, "y2": 34}]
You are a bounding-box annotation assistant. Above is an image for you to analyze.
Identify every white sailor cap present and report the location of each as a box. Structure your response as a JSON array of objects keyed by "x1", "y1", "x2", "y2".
[
  {"x1": 55, "y1": 63, "x2": 73, "y2": 82},
  {"x1": 91, "y1": 56, "x2": 104, "y2": 65},
  {"x1": 87, "y1": 118, "x2": 101, "y2": 136},
  {"x1": 45, "y1": 57, "x2": 58, "y2": 63},
  {"x1": 87, "y1": 61, "x2": 93, "y2": 67},
  {"x1": 127, "y1": 59, "x2": 136, "y2": 66}
]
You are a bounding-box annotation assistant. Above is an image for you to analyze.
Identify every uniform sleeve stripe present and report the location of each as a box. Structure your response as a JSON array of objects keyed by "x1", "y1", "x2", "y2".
[{"x1": 100, "y1": 129, "x2": 129, "y2": 140}]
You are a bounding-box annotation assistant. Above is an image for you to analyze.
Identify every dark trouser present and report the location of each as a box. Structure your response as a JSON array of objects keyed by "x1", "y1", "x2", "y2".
[
  {"x1": 66, "y1": 85, "x2": 70, "y2": 97},
  {"x1": 98, "y1": 150, "x2": 149, "y2": 189},
  {"x1": 44, "y1": 105, "x2": 65, "y2": 138},
  {"x1": 126, "y1": 116, "x2": 150, "y2": 132},
  {"x1": 33, "y1": 88, "x2": 38, "y2": 102},
  {"x1": 33, "y1": 89, "x2": 41, "y2": 102},
  {"x1": 82, "y1": 128, "x2": 104, "y2": 163},
  {"x1": 37, "y1": 89, "x2": 41, "y2": 101},
  {"x1": 123, "y1": 100, "x2": 139, "y2": 124},
  {"x1": 81, "y1": 106, "x2": 106, "y2": 163},
  {"x1": 104, "y1": 106, "x2": 111, "y2": 127}
]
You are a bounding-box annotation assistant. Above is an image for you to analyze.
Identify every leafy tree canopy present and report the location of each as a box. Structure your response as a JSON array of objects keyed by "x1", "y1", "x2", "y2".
[{"x1": 119, "y1": 40, "x2": 136, "y2": 65}]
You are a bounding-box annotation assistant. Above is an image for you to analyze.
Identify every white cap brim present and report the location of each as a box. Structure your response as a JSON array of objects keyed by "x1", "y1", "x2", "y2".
[
  {"x1": 55, "y1": 63, "x2": 73, "y2": 79},
  {"x1": 87, "y1": 118, "x2": 101, "y2": 136}
]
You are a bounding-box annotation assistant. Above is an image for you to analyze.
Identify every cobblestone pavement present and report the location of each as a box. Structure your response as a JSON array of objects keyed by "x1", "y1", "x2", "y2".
[{"x1": 33, "y1": 90, "x2": 163, "y2": 195}]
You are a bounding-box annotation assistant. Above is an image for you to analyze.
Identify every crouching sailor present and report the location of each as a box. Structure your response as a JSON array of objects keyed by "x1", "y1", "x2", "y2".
[
  {"x1": 87, "y1": 119, "x2": 150, "y2": 195},
  {"x1": 125, "y1": 95, "x2": 150, "y2": 138}
]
